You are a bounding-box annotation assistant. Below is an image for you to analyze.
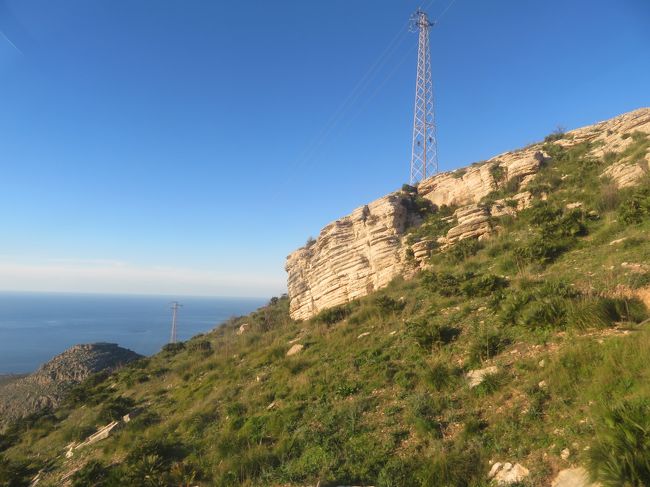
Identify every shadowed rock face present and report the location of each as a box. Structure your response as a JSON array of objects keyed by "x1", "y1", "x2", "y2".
[
  {"x1": 286, "y1": 108, "x2": 650, "y2": 320},
  {"x1": 0, "y1": 343, "x2": 141, "y2": 426}
]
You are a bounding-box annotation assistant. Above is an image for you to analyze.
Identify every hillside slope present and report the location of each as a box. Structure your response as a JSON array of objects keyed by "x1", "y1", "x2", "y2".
[
  {"x1": 287, "y1": 108, "x2": 650, "y2": 321},
  {"x1": 0, "y1": 344, "x2": 141, "y2": 429},
  {"x1": 2, "y1": 110, "x2": 650, "y2": 487}
]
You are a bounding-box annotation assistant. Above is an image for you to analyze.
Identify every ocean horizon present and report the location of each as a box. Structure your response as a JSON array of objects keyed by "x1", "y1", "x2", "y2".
[{"x1": 0, "y1": 291, "x2": 267, "y2": 374}]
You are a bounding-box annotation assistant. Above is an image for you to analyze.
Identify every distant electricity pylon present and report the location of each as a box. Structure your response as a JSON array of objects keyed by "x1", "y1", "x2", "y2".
[
  {"x1": 409, "y1": 9, "x2": 438, "y2": 185},
  {"x1": 169, "y1": 301, "x2": 183, "y2": 344}
]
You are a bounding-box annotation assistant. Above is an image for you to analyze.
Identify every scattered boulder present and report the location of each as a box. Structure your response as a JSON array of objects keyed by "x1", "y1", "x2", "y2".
[
  {"x1": 466, "y1": 366, "x2": 499, "y2": 388},
  {"x1": 552, "y1": 467, "x2": 600, "y2": 487},
  {"x1": 488, "y1": 462, "x2": 530, "y2": 485},
  {"x1": 560, "y1": 447, "x2": 570, "y2": 460},
  {"x1": 286, "y1": 344, "x2": 304, "y2": 356}
]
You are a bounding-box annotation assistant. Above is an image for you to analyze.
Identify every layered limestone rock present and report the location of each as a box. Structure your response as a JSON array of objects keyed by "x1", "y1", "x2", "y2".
[
  {"x1": 286, "y1": 193, "x2": 422, "y2": 321},
  {"x1": 443, "y1": 205, "x2": 492, "y2": 246},
  {"x1": 286, "y1": 108, "x2": 650, "y2": 320}
]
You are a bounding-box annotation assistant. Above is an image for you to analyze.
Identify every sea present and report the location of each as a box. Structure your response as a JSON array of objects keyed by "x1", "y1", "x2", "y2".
[{"x1": 0, "y1": 292, "x2": 266, "y2": 374}]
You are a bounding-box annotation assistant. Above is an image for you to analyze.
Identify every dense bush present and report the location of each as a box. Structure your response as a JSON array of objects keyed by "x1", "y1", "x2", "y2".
[
  {"x1": 460, "y1": 274, "x2": 509, "y2": 297},
  {"x1": 374, "y1": 295, "x2": 405, "y2": 315},
  {"x1": 618, "y1": 184, "x2": 650, "y2": 224},
  {"x1": 0, "y1": 456, "x2": 35, "y2": 487},
  {"x1": 514, "y1": 202, "x2": 588, "y2": 265},
  {"x1": 316, "y1": 303, "x2": 355, "y2": 325},
  {"x1": 422, "y1": 270, "x2": 507, "y2": 298},
  {"x1": 187, "y1": 339, "x2": 212, "y2": 353},
  {"x1": 589, "y1": 399, "x2": 650, "y2": 486},
  {"x1": 446, "y1": 238, "x2": 483, "y2": 263},
  {"x1": 406, "y1": 319, "x2": 460, "y2": 350},
  {"x1": 97, "y1": 396, "x2": 136, "y2": 424},
  {"x1": 71, "y1": 461, "x2": 112, "y2": 487},
  {"x1": 405, "y1": 206, "x2": 455, "y2": 244},
  {"x1": 162, "y1": 342, "x2": 186, "y2": 354},
  {"x1": 468, "y1": 326, "x2": 510, "y2": 364},
  {"x1": 499, "y1": 281, "x2": 646, "y2": 330},
  {"x1": 544, "y1": 127, "x2": 566, "y2": 142}
]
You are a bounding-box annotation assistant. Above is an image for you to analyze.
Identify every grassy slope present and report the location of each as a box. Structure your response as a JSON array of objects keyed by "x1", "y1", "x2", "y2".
[{"x1": 2, "y1": 134, "x2": 650, "y2": 487}]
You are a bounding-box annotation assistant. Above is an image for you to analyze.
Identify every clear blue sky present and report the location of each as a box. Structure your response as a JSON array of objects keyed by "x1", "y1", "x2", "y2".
[{"x1": 1, "y1": 0, "x2": 648, "y2": 297}]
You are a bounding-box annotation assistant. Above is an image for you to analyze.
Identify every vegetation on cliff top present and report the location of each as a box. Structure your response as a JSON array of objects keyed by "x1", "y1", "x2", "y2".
[{"x1": 1, "y1": 134, "x2": 650, "y2": 486}]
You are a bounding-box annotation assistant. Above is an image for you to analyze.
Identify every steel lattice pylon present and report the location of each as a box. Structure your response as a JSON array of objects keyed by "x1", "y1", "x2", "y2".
[{"x1": 409, "y1": 9, "x2": 438, "y2": 185}]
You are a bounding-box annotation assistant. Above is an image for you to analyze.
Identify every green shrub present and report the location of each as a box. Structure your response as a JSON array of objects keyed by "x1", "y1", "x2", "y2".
[
  {"x1": 187, "y1": 339, "x2": 212, "y2": 353},
  {"x1": 416, "y1": 444, "x2": 486, "y2": 487},
  {"x1": 473, "y1": 370, "x2": 506, "y2": 396},
  {"x1": 374, "y1": 295, "x2": 405, "y2": 315},
  {"x1": 377, "y1": 457, "x2": 419, "y2": 487},
  {"x1": 316, "y1": 303, "x2": 354, "y2": 325},
  {"x1": 544, "y1": 127, "x2": 566, "y2": 142},
  {"x1": 446, "y1": 238, "x2": 483, "y2": 263},
  {"x1": 618, "y1": 185, "x2": 650, "y2": 224},
  {"x1": 489, "y1": 163, "x2": 505, "y2": 182},
  {"x1": 71, "y1": 460, "x2": 112, "y2": 487},
  {"x1": 406, "y1": 319, "x2": 460, "y2": 350},
  {"x1": 515, "y1": 203, "x2": 588, "y2": 265},
  {"x1": 461, "y1": 274, "x2": 509, "y2": 297},
  {"x1": 588, "y1": 399, "x2": 650, "y2": 486},
  {"x1": 97, "y1": 396, "x2": 136, "y2": 424},
  {"x1": 421, "y1": 271, "x2": 461, "y2": 296},
  {"x1": 162, "y1": 342, "x2": 185, "y2": 354},
  {"x1": 408, "y1": 394, "x2": 443, "y2": 438},
  {"x1": 453, "y1": 168, "x2": 467, "y2": 179},
  {"x1": 425, "y1": 360, "x2": 454, "y2": 390},
  {"x1": 406, "y1": 209, "x2": 455, "y2": 244},
  {"x1": 0, "y1": 456, "x2": 36, "y2": 487},
  {"x1": 468, "y1": 327, "x2": 510, "y2": 364}
]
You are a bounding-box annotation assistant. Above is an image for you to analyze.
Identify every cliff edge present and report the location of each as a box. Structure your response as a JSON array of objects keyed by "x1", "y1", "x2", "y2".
[{"x1": 286, "y1": 108, "x2": 650, "y2": 320}]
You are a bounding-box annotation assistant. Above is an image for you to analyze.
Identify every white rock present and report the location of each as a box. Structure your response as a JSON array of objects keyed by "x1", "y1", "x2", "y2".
[
  {"x1": 488, "y1": 462, "x2": 530, "y2": 485},
  {"x1": 237, "y1": 323, "x2": 249, "y2": 335},
  {"x1": 466, "y1": 366, "x2": 499, "y2": 388},
  {"x1": 286, "y1": 344, "x2": 304, "y2": 356},
  {"x1": 609, "y1": 237, "x2": 627, "y2": 246},
  {"x1": 551, "y1": 467, "x2": 600, "y2": 487},
  {"x1": 560, "y1": 448, "x2": 570, "y2": 460}
]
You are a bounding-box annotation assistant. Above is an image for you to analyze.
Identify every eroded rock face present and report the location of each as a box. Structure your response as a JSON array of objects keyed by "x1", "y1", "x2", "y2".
[
  {"x1": 286, "y1": 108, "x2": 650, "y2": 320},
  {"x1": 444, "y1": 205, "x2": 492, "y2": 246},
  {"x1": 0, "y1": 343, "x2": 141, "y2": 427},
  {"x1": 286, "y1": 193, "x2": 421, "y2": 321}
]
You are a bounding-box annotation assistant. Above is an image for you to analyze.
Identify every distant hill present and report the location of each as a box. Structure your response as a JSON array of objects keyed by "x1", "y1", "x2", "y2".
[{"x1": 0, "y1": 343, "x2": 141, "y2": 428}]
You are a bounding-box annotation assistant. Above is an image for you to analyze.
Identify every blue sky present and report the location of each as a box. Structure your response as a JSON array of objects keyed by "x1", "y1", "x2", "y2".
[{"x1": 0, "y1": 0, "x2": 648, "y2": 297}]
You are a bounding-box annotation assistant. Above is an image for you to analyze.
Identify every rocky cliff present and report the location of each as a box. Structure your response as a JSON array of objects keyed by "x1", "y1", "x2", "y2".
[
  {"x1": 286, "y1": 108, "x2": 650, "y2": 320},
  {"x1": 0, "y1": 343, "x2": 141, "y2": 426}
]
